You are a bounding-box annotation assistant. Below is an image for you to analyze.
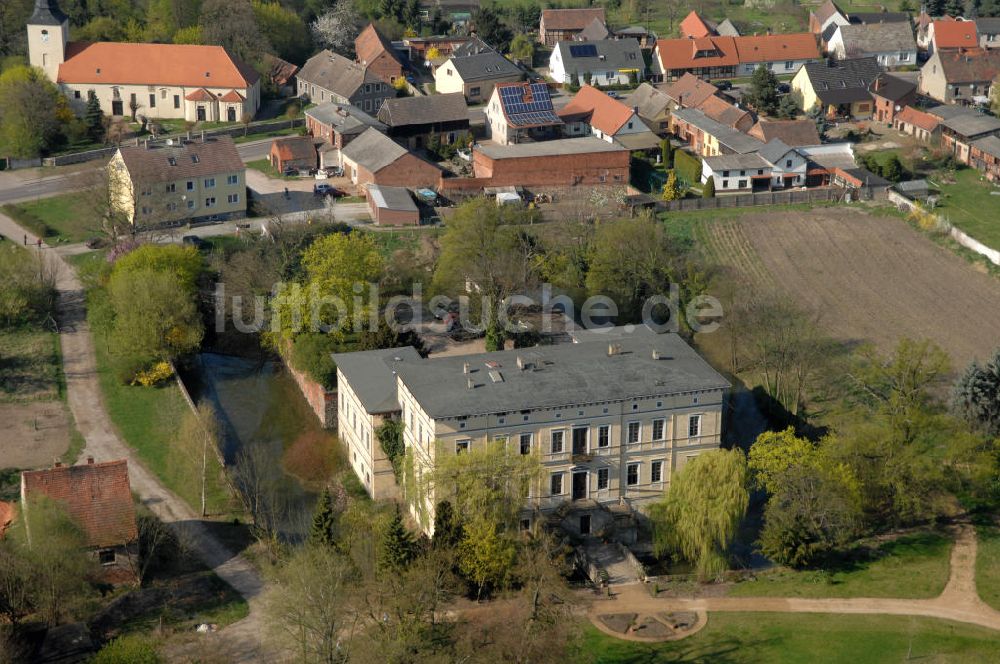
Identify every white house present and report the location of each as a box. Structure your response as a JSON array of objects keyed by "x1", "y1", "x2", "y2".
[
  {"x1": 826, "y1": 22, "x2": 918, "y2": 69},
  {"x1": 701, "y1": 139, "x2": 809, "y2": 192},
  {"x1": 548, "y1": 38, "x2": 644, "y2": 85},
  {"x1": 758, "y1": 139, "x2": 808, "y2": 188},
  {"x1": 557, "y1": 84, "x2": 659, "y2": 150}
]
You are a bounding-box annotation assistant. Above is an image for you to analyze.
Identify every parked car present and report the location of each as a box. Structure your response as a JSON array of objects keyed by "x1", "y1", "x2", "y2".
[
  {"x1": 181, "y1": 235, "x2": 207, "y2": 248},
  {"x1": 715, "y1": 80, "x2": 733, "y2": 91},
  {"x1": 314, "y1": 169, "x2": 329, "y2": 180},
  {"x1": 314, "y1": 184, "x2": 344, "y2": 197},
  {"x1": 777, "y1": 83, "x2": 791, "y2": 94},
  {"x1": 282, "y1": 166, "x2": 299, "y2": 177},
  {"x1": 606, "y1": 91, "x2": 621, "y2": 99}
]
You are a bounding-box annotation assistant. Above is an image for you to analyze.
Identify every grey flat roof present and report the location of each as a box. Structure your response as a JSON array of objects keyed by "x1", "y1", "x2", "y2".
[
  {"x1": 332, "y1": 346, "x2": 423, "y2": 413},
  {"x1": 476, "y1": 137, "x2": 627, "y2": 159},
  {"x1": 703, "y1": 152, "x2": 771, "y2": 171},
  {"x1": 368, "y1": 184, "x2": 418, "y2": 212},
  {"x1": 394, "y1": 330, "x2": 730, "y2": 419},
  {"x1": 306, "y1": 102, "x2": 384, "y2": 134},
  {"x1": 940, "y1": 112, "x2": 1000, "y2": 138}
]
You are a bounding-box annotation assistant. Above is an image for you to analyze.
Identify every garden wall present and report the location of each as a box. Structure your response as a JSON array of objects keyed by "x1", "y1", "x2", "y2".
[{"x1": 284, "y1": 360, "x2": 337, "y2": 429}]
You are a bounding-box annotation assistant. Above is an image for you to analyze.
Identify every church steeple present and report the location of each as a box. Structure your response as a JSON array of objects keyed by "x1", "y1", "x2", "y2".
[{"x1": 29, "y1": 0, "x2": 68, "y2": 27}]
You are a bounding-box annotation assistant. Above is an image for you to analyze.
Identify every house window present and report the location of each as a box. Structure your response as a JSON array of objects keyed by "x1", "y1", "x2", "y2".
[
  {"x1": 227, "y1": 193, "x2": 239, "y2": 204},
  {"x1": 626, "y1": 463, "x2": 639, "y2": 486},
  {"x1": 597, "y1": 425, "x2": 610, "y2": 448},
  {"x1": 688, "y1": 414, "x2": 702, "y2": 438},
  {"x1": 722, "y1": 179, "x2": 729, "y2": 187},
  {"x1": 550, "y1": 430, "x2": 564, "y2": 454},
  {"x1": 599, "y1": 174, "x2": 606, "y2": 182},
  {"x1": 519, "y1": 433, "x2": 532, "y2": 455},
  {"x1": 785, "y1": 60, "x2": 794, "y2": 69},
  {"x1": 161, "y1": 89, "x2": 167, "y2": 99},
  {"x1": 205, "y1": 197, "x2": 216, "y2": 207},
  {"x1": 596, "y1": 467, "x2": 610, "y2": 491},
  {"x1": 141, "y1": 206, "x2": 152, "y2": 215},
  {"x1": 74, "y1": 90, "x2": 81, "y2": 99},
  {"x1": 626, "y1": 422, "x2": 640, "y2": 444},
  {"x1": 456, "y1": 439, "x2": 470, "y2": 454},
  {"x1": 98, "y1": 549, "x2": 116, "y2": 565},
  {"x1": 149, "y1": 93, "x2": 155, "y2": 108},
  {"x1": 722, "y1": 170, "x2": 729, "y2": 177},
  {"x1": 550, "y1": 473, "x2": 563, "y2": 495},
  {"x1": 520, "y1": 518, "x2": 531, "y2": 531},
  {"x1": 651, "y1": 460, "x2": 663, "y2": 483},
  {"x1": 899, "y1": 52, "x2": 910, "y2": 61},
  {"x1": 173, "y1": 95, "x2": 180, "y2": 109},
  {"x1": 166, "y1": 202, "x2": 178, "y2": 211},
  {"x1": 187, "y1": 200, "x2": 195, "y2": 209},
  {"x1": 227, "y1": 174, "x2": 239, "y2": 185},
  {"x1": 165, "y1": 183, "x2": 176, "y2": 193},
  {"x1": 738, "y1": 180, "x2": 747, "y2": 188},
  {"x1": 785, "y1": 159, "x2": 792, "y2": 168},
  {"x1": 204, "y1": 177, "x2": 215, "y2": 188},
  {"x1": 652, "y1": 419, "x2": 665, "y2": 441},
  {"x1": 186, "y1": 180, "x2": 194, "y2": 191},
  {"x1": 130, "y1": 93, "x2": 136, "y2": 105}
]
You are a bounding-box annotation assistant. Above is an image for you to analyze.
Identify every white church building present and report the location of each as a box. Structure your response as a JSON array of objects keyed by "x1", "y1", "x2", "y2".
[{"x1": 28, "y1": 0, "x2": 260, "y2": 122}]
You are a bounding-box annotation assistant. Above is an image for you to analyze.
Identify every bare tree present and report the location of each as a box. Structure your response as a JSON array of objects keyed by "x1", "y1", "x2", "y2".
[
  {"x1": 310, "y1": 0, "x2": 360, "y2": 58},
  {"x1": 233, "y1": 444, "x2": 292, "y2": 555}
]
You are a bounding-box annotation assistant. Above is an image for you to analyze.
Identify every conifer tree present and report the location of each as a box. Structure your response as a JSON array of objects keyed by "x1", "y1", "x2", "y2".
[
  {"x1": 378, "y1": 507, "x2": 416, "y2": 573},
  {"x1": 308, "y1": 488, "x2": 338, "y2": 547}
]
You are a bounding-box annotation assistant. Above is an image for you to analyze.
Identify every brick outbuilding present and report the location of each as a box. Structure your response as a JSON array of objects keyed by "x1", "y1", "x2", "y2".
[
  {"x1": 472, "y1": 138, "x2": 630, "y2": 187},
  {"x1": 339, "y1": 128, "x2": 441, "y2": 188}
]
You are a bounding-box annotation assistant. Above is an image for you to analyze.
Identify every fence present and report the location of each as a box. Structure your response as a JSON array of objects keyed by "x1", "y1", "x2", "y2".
[
  {"x1": 888, "y1": 189, "x2": 1000, "y2": 266},
  {"x1": 655, "y1": 186, "x2": 885, "y2": 212},
  {"x1": 42, "y1": 117, "x2": 306, "y2": 167}
]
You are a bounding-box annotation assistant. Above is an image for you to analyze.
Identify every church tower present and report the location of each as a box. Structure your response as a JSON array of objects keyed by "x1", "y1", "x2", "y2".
[{"x1": 27, "y1": 0, "x2": 69, "y2": 82}]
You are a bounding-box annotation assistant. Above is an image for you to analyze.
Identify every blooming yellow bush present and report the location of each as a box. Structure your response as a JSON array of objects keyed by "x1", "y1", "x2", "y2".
[{"x1": 132, "y1": 361, "x2": 174, "y2": 387}]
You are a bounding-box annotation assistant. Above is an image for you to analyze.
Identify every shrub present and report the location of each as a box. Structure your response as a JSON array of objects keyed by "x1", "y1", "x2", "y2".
[
  {"x1": 703, "y1": 176, "x2": 716, "y2": 198},
  {"x1": 131, "y1": 361, "x2": 174, "y2": 387},
  {"x1": 91, "y1": 635, "x2": 162, "y2": 664},
  {"x1": 289, "y1": 332, "x2": 339, "y2": 390},
  {"x1": 673, "y1": 149, "x2": 701, "y2": 187}
]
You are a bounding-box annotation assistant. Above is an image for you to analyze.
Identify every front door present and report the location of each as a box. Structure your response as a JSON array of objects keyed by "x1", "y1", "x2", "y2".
[
  {"x1": 572, "y1": 471, "x2": 587, "y2": 501},
  {"x1": 572, "y1": 427, "x2": 588, "y2": 455},
  {"x1": 579, "y1": 514, "x2": 591, "y2": 535},
  {"x1": 111, "y1": 100, "x2": 123, "y2": 116},
  {"x1": 227, "y1": 107, "x2": 236, "y2": 122},
  {"x1": 197, "y1": 106, "x2": 206, "y2": 121}
]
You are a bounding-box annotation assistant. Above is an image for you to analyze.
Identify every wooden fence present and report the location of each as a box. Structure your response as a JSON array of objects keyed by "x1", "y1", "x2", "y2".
[{"x1": 655, "y1": 186, "x2": 886, "y2": 212}]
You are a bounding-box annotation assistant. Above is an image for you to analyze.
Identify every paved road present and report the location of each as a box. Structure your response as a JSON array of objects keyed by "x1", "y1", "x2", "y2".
[
  {"x1": 0, "y1": 137, "x2": 275, "y2": 206},
  {"x1": 0, "y1": 210, "x2": 269, "y2": 662}
]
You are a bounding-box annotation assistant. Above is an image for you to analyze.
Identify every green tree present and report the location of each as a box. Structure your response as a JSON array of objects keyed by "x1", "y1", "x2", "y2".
[
  {"x1": 509, "y1": 33, "x2": 535, "y2": 65},
  {"x1": 758, "y1": 462, "x2": 862, "y2": 568},
  {"x1": 659, "y1": 137, "x2": 673, "y2": 168},
  {"x1": 747, "y1": 65, "x2": 780, "y2": 116},
  {"x1": 375, "y1": 419, "x2": 405, "y2": 477},
  {"x1": 458, "y1": 515, "x2": 516, "y2": 599},
  {"x1": 951, "y1": 349, "x2": 1000, "y2": 437},
  {"x1": 308, "y1": 488, "x2": 339, "y2": 547},
  {"x1": 432, "y1": 500, "x2": 462, "y2": 549},
  {"x1": 0, "y1": 65, "x2": 73, "y2": 158},
  {"x1": 748, "y1": 428, "x2": 820, "y2": 494},
  {"x1": 85, "y1": 89, "x2": 103, "y2": 143},
  {"x1": 583, "y1": 71, "x2": 593, "y2": 86},
  {"x1": 0, "y1": 242, "x2": 56, "y2": 327},
  {"x1": 777, "y1": 92, "x2": 800, "y2": 119},
  {"x1": 111, "y1": 244, "x2": 204, "y2": 295},
  {"x1": 470, "y1": 6, "x2": 512, "y2": 52},
  {"x1": 91, "y1": 635, "x2": 162, "y2": 664},
  {"x1": 378, "y1": 507, "x2": 416, "y2": 574},
  {"x1": 200, "y1": 0, "x2": 270, "y2": 64},
  {"x1": 252, "y1": 0, "x2": 311, "y2": 63},
  {"x1": 172, "y1": 25, "x2": 203, "y2": 44},
  {"x1": 703, "y1": 176, "x2": 716, "y2": 198},
  {"x1": 649, "y1": 449, "x2": 749, "y2": 581},
  {"x1": 567, "y1": 71, "x2": 580, "y2": 93},
  {"x1": 432, "y1": 198, "x2": 540, "y2": 349}
]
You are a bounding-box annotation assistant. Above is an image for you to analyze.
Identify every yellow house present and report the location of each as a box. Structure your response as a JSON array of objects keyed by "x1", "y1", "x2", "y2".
[
  {"x1": 108, "y1": 136, "x2": 246, "y2": 227},
  {"x1": 28, "y1": 0, "x2": 260, "y2": 122},
  {"x1": 333, "y1": 327, "x2": 729, "y2": 538},
  {"x1": 433, "y1": 51, "x2": 522, "y2": 103},
  {"x1": 792, "y1": 58, "x2": 881, "y2": 120}
]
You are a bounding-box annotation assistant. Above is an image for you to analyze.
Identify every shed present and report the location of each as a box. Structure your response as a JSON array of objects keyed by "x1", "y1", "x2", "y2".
[
  {"x1": 895, "y1": 179, "x2": 930, "y2": 199},
  {"x1": 269, "y1": 136, "x2": 317, "y2": 173},
  {"x1": 366, "y1": 184, "x2": 420, "y2": 226}
]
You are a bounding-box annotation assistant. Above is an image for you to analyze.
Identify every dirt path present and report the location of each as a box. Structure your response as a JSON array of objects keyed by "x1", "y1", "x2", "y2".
[
  {"x1": 589, "y1": 524, "x2": 1000, "y2": 642},
  {"x1": 0, "y1": 212, "x2": 268, "y2": 662}
]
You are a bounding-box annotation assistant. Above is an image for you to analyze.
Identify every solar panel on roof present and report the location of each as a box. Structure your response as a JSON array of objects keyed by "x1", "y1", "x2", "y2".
[
  {"x1": 568, "y1": 44, "x2": 598, "y2": 58},
  {"x1": 498, "y1": 83, "x2": 563, "y2": 126}
]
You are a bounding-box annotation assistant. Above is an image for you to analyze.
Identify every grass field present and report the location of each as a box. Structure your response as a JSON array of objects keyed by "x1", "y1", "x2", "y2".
[
  {"x1": 246, "y1": 158, "x2": 294, "y2": 180},
  {"x1": 2, "y1": 194, "x2": 101, "y2": 244},
  {"x1": 976, "y1": 524, "x2": 1000, "y2": 611},
  {"x1": 87, "y1": 296, "x2": 233, "y2": 515},
  {"x1": 580, "y1": 613, "x2": 1000, "y2": 663},
  {"x1": 931, "y1": 168, "x2": 1000, "y2": 251},
  {"x1": 0, "y1": 327, "x2": 62, "y2": 403},
  {"x1": 727, "y1": 532, "x2": 952, "y2": 600}
]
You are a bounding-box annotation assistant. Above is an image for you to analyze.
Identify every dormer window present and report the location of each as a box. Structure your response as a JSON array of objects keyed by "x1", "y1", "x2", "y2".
[
  {"x1": 191, "y1": 155, "x2": 200, "y2": 163},
  {"x1": 41, "y1": 30, "x2": 49, "y2": 43},
  {"x1": 205, "y1": 72, "x2": 211, "y2": 77},
  {"x1": 167, "y1": 157, "x2": 177, "y2": 166}
]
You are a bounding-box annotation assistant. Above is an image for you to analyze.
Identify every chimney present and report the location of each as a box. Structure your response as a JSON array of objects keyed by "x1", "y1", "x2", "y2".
[
  {"x1": 608, "y1": 343, "x2": 622, "y2": 356},
  {"x1": 516, "y1": 356, "x2": 525, "y2": 370},
  {"x1": 463, "y1": 362, "x2": 470, "y2": 374},
  {"x1": 467, "y1": 378, "x2": 474, "y2": 390},
  {"x1": 54, "y1": 461, "x2": 62, "y2": 468},
  {"x1": 652, "y1": 349, "x2": 660, "y2": 360},
  {"x1": 86, "y1": 456, "x2": 94, "y2": 465}
]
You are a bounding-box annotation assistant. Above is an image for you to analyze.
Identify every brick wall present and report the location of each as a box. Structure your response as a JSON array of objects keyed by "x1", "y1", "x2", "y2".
[
  {"x1": 357, "y1": 153, "x2": 441, "y2": 188},
  {"x1": 284, "y1": 360, "x2": 337, "y2": 429},
  {"x1": 367, "y1": 52, "x2": 405, "y2": 86},
  {"x1": 473, "y1": 149, "x2": 631, "y2": 187}
]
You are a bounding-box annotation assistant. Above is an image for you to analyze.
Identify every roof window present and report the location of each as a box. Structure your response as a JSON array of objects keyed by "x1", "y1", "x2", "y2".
[
  {"x1": 191, "y1": 155, "x2": 200, "y2": 163},
  {"x1": 167, "y1": 157, "x2": 177, "y2": 166}
]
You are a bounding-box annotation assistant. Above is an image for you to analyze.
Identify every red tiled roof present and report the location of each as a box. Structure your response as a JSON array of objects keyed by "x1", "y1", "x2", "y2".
[
  {"x1": 660, "y1": 73, "x2": 719, "y2": 107},
  {"x1": 696, "y1": 95, "x2": 750, "y2": 128},
  {"x1": 356, "y1": 23, "x2": 403, "y2": 67},
  {"x1": 541, "y1": 8, "x2": 606, "y2": 31},
  {"x1": 895, "y1": 105, "x2": 940, "y2": 132},
  {"x1": 185, "y1": 88, "x2": 216, "y2": 102},
  {"x1": 21, "y1": 460, "x2": 137, "y2": 549},
  {"x1": 59, "y1": 42, "x2": 258, "y2": 88},
  {"x1": 219, "y1": 89, "x2": 245, "y2": 103},
  {"x1": 656, "y1": 36, "x2": 739, "y2": 70},
  {"x1": 263, "y1": 54, "x2": 299, "y2": 87},
  {"x1": 680, "y1": 11, "x2": 714, "y2": 39},
  {"x1": 734, "y1": 33, "x2": 820, "y2": 62},
  {"x1": 933, "y1": 20, "x2": 978, "y2": 49},
  {"x1": 272, "y1": 136, "x2": 317, "y2": 161},
  {"x1": 558, "y1": 84, "x2": 635, "y2": 135}
]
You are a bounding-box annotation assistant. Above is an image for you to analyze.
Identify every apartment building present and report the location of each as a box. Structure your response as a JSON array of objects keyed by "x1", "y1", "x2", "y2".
[{"x1": 334, "y1": 327, "x2": 729, "y2": 537}]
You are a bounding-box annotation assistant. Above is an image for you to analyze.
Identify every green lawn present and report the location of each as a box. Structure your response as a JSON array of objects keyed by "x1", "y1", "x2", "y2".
[
  {"x1": 2, "y1": 193, "x2": 102, "y2": 244},
  {"x1": 87, "y1": 295, "x2": 233, "y2": 515},
  {"x1": 580, "y1": 613, "x2": 1000, "y2": 663},
  {"x1": 0, "y1": 327, "x2": 62, "y2": 402},
  {"x1": 976, "y1": 525, "x2": 1000, "y2": 611},
  {"x1": 727, "y1": 532, "x2": 952, "y2": 599},
  {"x1": 931, "y1": 168, "x2": 1000, "y2": 251},
  {"x1": 246, "y1": 158, "x2": 294, "y2": 180}
]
